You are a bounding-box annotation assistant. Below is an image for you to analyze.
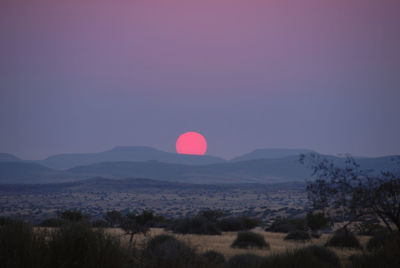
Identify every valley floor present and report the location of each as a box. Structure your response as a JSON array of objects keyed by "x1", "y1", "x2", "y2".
[
  {"x1": 107, "y1": 227, "x2": 370, "y2": 266},
  {"x1": 0, "y1": 181, "x2": 307, "y2": 223}
]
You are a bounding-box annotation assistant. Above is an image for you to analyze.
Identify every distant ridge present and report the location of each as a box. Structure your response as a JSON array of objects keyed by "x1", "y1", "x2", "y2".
[
  {"x1": 67, "y1": 154, "x2": 399, "y2": 184},
  {"x1": 38, "y1": 146, "x2": 226, "y2": 169},
  {"x1": 0, "y1": 153, "x2": 21, "y2": 162},
  {"x1": 0, "y1": 147, "x2": 398, "y2": 185},
  {"x1": 0, "y1": 162, "x2": 64, "y2": 184},
  {"x1": 231, "y1": 148, "x2": 316, "y2": 162}
]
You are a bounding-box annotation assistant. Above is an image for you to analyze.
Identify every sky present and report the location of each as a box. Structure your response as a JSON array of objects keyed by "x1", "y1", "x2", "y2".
[{"x1": 0, "y1": 0, "x2": 399, "y2": 160}]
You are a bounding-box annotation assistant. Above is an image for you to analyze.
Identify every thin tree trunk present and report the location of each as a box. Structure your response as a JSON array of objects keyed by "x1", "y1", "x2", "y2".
[{"x1": 129, "y1": 234, "x2": 134, "y2": 246}]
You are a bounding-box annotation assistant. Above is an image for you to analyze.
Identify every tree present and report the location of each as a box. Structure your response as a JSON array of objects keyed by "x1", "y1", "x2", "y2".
[
  {"x1": 59, "y1": 210, "x2": 88, "y2": 222},
  {"x1": 104, "y1": 210, "x2": 123, "y2": 227},
  {"x1": 355, "y1": 173, "x2": 400, "y2": 231},
  {"x1": 198, "y1": 209, "x2": 226, "y2": 222},
  {"x1": 306, "y1": 212, "x2": 331, "y2": 231},
  {"x1": 300, "y1": 153, "x2": 400, "y2": 231},
  {"x1": 121, "y1": 211, "x2": 151, "y2": 246}
]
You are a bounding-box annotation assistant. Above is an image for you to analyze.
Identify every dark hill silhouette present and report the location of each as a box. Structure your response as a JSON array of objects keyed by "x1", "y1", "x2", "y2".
[
  {"x1": 0, "y1": 150, "x2": 398, "y2": 185},
  {"x1": 66, "y1": 154, "x2": 400, "y2": 184},
  {"x1": 0, "y1": 162, "x2": 68, "y2": 184},
  {"x1": 1, "y1": 157, "x2": 307, "y2": 184},
  {"x1": 65, "y1": 157, "x2": 310, "y2": 184},
  {"x1": 38, "y1": 146, "x2": 225, "y2": 170},
  {"x1": 0, "y1": 153, "x2": 21, "y2": 162},
  {"x1": 232, "y1": 148, "x2": 316, "y2": 162}
]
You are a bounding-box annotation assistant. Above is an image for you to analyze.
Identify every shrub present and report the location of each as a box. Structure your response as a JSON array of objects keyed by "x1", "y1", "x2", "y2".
[
  {"x1": 170, "y1": 216, "x2": 221, "y2": 235},
  {"x1": 325, "y1": 229, "x2": 362, "y2": 249},
  {"x1": 226, "y1": 254, "x2": 266, "y2": 268},
  {"x1": 47, "y1": 222, "x2": 126, "y2": 268},
  {"x1": 301, "y1": 246, "x2": 340, "y2": 267},
  {"x1": 91, "y1": 219, "x2": 109, "y2": 228},
  {"x1": 104, "y1": 210, "x2": 124, "y2": 227},
  {"x1": 198, "y1": 250, "x2": 225, "y2": 267},
  {"x1": 353, "y1": 218, "x2": 385, "y2": 236},
  {"x1": 264, "y1": 246, "x2": 340, "y2": 268},
  {"x1": 307, "y1": 212, "x2": 330, "y2": 231},
  {"x1": 135, "y1": 210, "x2": 156, "y2": 225},
  {"x1": 0, "y1": 220, "x2": 48, "y2": 268},
  {"x1": 0, "y1": 216, "x2": 19, "y2": 226},
  {"x1": 366, "y1": 229, "x2": 393, "y2": 251},
  {"x1": 141, "y1": 234, "x2": 198, "y2": 268},
  {"x1": 149, "y1": 215, "x2": 171, "y2": 228},
  {"x1": 284, "y1": 230, "x2": 311, "y2": 241},
  {"x1": 198, "y1": 209, "x2": 226, "y2": 222},
  {"x1": 350, "y1": 232, "x2": 400, "y2": 268},
  {"x1": 311, "y1": 231, "x2": 321, "y2": 238},
  {"x1": 59, "y1": 210, "x2": 88, "y2": 222},
  {"x1": 289, "y1": 218, "x2": 308, "y2": 231},
  {"x1": 231, "y1": 231, "x2": 269, "y2": 249},
  {"x1": 39, "y1": 218, "x2": 64, "y2": 227},
  {"x1": 265, "y1": 218, "x2": 295, "y2": 233},
  {"x1": 217, "y1": 216, "x2": 260, "y2": 232},
  {"x1": 266, "y1": 217, "x2": 307, "y2": 233}
]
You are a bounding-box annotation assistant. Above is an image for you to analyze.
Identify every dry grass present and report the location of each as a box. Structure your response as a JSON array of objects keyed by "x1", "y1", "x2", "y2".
[{"x1": 105, "y1": 227, "x2": 370, "y2": 264}]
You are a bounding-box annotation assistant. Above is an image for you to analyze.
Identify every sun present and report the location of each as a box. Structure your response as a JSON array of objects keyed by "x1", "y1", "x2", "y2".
[{"x1": 176, "y1": 132, "x2": 207, "y2": 155}]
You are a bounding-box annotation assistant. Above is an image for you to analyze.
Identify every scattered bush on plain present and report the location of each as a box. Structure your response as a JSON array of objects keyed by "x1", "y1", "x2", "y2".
[
  {"x1": 325, "y1": 229, "x2": 362, "y2": 249},
  {"x1": 231, "y1": 231, "x2": 269, "y2": 249}
]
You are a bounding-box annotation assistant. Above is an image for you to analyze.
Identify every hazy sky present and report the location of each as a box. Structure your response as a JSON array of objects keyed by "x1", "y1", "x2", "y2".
[{"x1": 1, "y1": 0, "x2": 399, "y2": 160}]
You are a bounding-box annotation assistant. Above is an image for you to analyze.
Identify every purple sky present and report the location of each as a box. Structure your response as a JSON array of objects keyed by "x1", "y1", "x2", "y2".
[{"x1": 1, "y1": 0, "x2": 399, "y2": 160}]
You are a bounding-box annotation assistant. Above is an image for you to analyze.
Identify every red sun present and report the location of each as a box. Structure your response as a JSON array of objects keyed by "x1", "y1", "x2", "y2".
[{"x1": 176, "y1": 132, "x2": 207, "y2": 155}]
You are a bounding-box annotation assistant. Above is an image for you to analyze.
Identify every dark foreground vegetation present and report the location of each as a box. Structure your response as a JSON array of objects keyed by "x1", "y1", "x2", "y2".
[
  {"x1": 231, "y1": 231, "x2": 269, "y2": 249},
  {"x1": 1, "y1": 215, "x2": 400, "y2": 268}
]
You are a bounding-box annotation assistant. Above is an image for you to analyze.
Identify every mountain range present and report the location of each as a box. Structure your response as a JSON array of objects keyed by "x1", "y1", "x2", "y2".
[
  {"x1": 34, "y1": 146, "x2": 226, "y2": 169},
  {"x1": 0, "y1": 147, "x2": 321, "y2": 169},
  {"x1": 231, "y1": 148, "x2": 316, "y2": 162},
  {"x1": 0, "y1": 153, "x2": 21, "y2": 162},
  {"x1": 0, "y1": 147, "x2": 399, "y2": 184}
]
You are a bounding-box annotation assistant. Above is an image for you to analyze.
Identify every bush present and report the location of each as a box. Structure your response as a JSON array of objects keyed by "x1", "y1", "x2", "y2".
[
  {"x1": 47, "y1": 222, "x2": 126, "y2": 268},
  {"x1": 59, "y1": 210, "x2": 88, "y2": 222},
  {"x1": 354, "y1": 220, "x2": 384, "y2": 236},
  {"x1": 350, "y1": 232, "x2": 400, "y2": 267},
  {"x1": 103, "y1": 210, "x2": 124, "y2": 227},
  {"x1": 311, "y1": 231, "x2": 321, "y2": 238},
  {"x1": 0, "y1": 220, "x2": 48, "y2": 268},
  {"x1": 170, "y1": 216, "x2": 221, "y2": 235},
  {"x1": 141, "y1": 234, "x2": 198, "y2": 268},
  {"x1": 217, "y1": 216, "x2": 260, "y2": 232},
  {"x1": 226, "y1": 254, "x2": 266, "y2": 268},
  {"x1": 266, "y1": 217, "x2": 308, "y2": 233},
  {"x1": 325, "y1": 229, "x2": 362, "y2": 249},
  {"x1": 265, "y1": 218, "x2": 295, "y2": 233},
  {"x1": 307, "y1": 212, "x2": 330, "y2": 231},
  {"x1": 91, "y1": 219, "x2": 109, "y2": 228},
  {"x1": 39, "y1": 218, "x2": 64, "y2": 227},
  {"x1": 366, "y1": 229, "x2": 393, "y2": 251},
  {"x1": 284, "y1": 230, "x2": 311, "y2": 241},
  {"x1": 198, "y1": 250, "x2": 225, "y2": 267},
  {"x1": 149, "y1": 215, "x2": 171, "y2": 228},
  {"x1": 0, "y1": 216, "x2": 19, "y2": 226},
  {"x1": 264, "y1": 246, "x2": 340, "y2": 268},
  {"x1": 231, "y1": 231, "x2": 269, "y2": 249},
  {"x1": 301, "y1": 246, "x2": 340, "y2": 267},
  {"x1": 198, "y1": 209, "x2": 226, "y2": 222}
]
